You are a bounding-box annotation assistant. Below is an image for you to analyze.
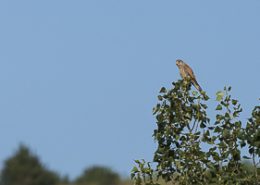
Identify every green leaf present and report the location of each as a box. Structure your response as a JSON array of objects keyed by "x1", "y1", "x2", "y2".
[
  {"x1": 216, "y1": 104, "x2": 222, "y2": 110},
  {"x1": 201, "y1": 104, "x2": 208, "y2": 109},
  {"x1": 216, "y1": 91, "x2": 224, "y2": 101},
  {"x1": 212, "y1": 152, "x2": 220, "y2": 161},
  {"x1": 200, "y1": 122, "x2": 206, "y2": 128},
  {"x1": 209, "y1": 146, "x2": 217, "y2": 152},
  {"x1": 232, "y1": 99, "x2": 238, "y2": 105},
  {"x1": 214, "y1": 126, "x2": 222, "y2": 133},
  {"x1": 223, "y1": 129, "x2": 230, "y2": 138},
  {"x1": 215, "y1": 114, "x2": 224, "y2": 123},
  {"x1": 203, "y1": 130, "x2": 209, "y2": 137},
  {"x1": 208, "y1": 126, "x2": 214, "y2": 130},
  {"x1": 158, "y1": 95, "x2": 163, "y2": 101},
  {"x1": 192, "y1": 91, "x2": 198, "y2": 96},
  {"x1": 242, "y1": 156, "x2": 251, "y2": 159},
  {"x1": 232, "y1": 150, "x2": 241, "y2": 161},
  {"x1": 131, "y1": 166, "x2": 139, "y2": 173},
  {"x1": 224, "y1": 112, "x2": 230, "y2": 119},
  {"x1": 160, "y1": 87, "x2": 167, "y2": 93},
  {"x1": 204, "y1": 94, "x2": 210, "y2": 101},
  {"x1": 240, "y1": 141, "x2": 246, "y2": 148},
  {"x1": 234, "y1": 121, "x2": 241, "y2": 128},
  {"x1": 249, "y1": 148, "x2": 254, "y2": 154}
]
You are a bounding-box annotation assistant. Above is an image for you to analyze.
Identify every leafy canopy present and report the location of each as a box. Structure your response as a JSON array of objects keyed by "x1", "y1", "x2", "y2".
[{"x1": 131, "y1": 79, "x2": 260, "y2": 185}]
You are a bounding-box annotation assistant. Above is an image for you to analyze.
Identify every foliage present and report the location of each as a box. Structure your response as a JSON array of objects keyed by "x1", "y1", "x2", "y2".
[
  {"x1": 0, "y1": 144, "x2": 60, "y2": 185},
  {"x1": 0, "y1": 144, "x2": 125, "y2": 185},
  {"x1": 0, "y1": 145, "x2": 124, "y2": 185},
  {"x1": 74, "y1": 166, "x2": 121, "y2": 185},
  {"x1": 131, "y1": 79, "x2": 260, "y2": 185}
]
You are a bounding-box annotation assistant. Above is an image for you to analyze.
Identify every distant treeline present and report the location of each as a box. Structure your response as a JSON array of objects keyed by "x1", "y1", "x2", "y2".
[{"x1": 0, "y1": 144, "x2": 132, "y2": 185}]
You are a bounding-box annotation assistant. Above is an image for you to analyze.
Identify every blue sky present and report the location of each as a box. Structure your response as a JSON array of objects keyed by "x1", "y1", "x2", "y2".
[{"x1": 0, "y1": 0, "x2": 260, "y2": 179}]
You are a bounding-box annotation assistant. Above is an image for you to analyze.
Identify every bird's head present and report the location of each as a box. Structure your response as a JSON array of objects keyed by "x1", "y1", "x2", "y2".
[{"x1": 176, "y1": 59, "x2": 184, "y2": 67}]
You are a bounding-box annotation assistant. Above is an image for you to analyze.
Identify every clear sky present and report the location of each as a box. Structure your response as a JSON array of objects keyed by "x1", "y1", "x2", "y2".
[{"x1": 0, "y1": 0, "x2": 260, "y2": 179}]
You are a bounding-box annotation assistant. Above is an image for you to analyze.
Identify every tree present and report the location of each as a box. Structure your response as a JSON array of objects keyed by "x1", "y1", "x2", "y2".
[
  {"x1": 75, "y1": 166, "x2": 121, "y2": 185},
  {"x1": 131, "y1": 79, "x2": 260, "y2": 185},
  {"x1": 0, "y1": 144, "x2": 60, "y2": 185}
]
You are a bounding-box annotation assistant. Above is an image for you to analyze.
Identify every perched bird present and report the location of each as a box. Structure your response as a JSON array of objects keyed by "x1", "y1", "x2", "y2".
[{"x1": 176, "y1": 59, "x2": 202, "y2": 92}]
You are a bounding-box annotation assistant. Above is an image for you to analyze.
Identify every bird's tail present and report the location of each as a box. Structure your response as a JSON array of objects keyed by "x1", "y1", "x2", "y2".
[
  {"x1": 192, "y1": 79, "x2": 202, "y2": 92},
  {"x1": 192, "y1": 79, "x2": 209, "y2": 100}
]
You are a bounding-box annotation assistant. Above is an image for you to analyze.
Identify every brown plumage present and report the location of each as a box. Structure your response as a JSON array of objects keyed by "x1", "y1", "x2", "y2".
[{"x1": 176, "y1": 59, "x2": 202, "y2": 92}]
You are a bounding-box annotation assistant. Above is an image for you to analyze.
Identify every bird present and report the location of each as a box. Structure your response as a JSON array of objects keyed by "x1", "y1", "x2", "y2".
[{"x1": 176, "y1": 59, "x2": 202, "y2": 92}]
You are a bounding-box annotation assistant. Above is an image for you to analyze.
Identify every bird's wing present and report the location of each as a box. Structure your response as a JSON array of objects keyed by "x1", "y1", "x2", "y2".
[
  {"x1": 183, "y1": 63, "x2": 196, "y2": 79},
  {"x1": 182, "y1": 62, "x2": 203, "y2": 92}
]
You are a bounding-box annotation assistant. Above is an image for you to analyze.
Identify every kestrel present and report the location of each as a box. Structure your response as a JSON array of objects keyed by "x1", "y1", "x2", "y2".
[{"x1": 176, "y1": 59, "x2": 202, "y2": 92}]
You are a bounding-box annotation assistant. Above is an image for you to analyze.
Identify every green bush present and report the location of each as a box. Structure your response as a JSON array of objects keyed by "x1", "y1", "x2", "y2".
[{"x1": 75, "y1": 166, "x2": 121, "y2": 185}]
